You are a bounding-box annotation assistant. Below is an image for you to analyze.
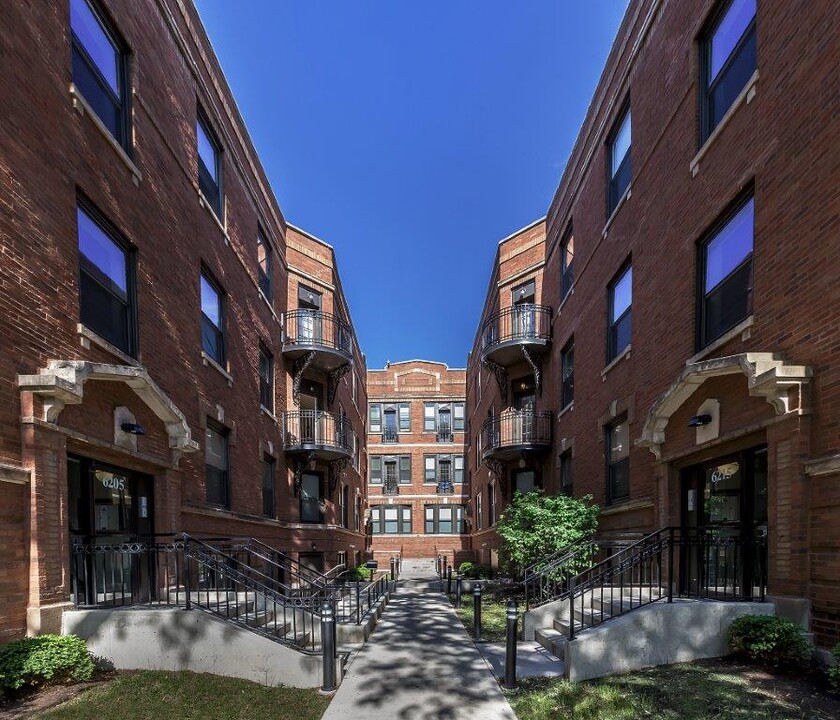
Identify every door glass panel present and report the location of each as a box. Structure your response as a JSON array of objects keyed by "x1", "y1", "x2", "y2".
[{"x1": 93, "y1": 469, "x2": 132, "y2": 536}]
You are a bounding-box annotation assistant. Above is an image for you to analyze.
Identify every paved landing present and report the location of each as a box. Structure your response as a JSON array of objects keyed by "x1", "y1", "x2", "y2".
[{"x1": 323, "y1": 578, "x2": 517, "y2": 720}]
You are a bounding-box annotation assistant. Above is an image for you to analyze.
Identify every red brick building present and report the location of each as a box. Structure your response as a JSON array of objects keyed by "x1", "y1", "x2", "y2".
[
  {"x1": 466, "y1": 0, "x2": 840, "y2": 647},
  {"x1": 0, "y1": 0, "x2": 367, "y2": 640},
  {"x1": 367, "y1": 361, "x2": 469, "y2": 565}
]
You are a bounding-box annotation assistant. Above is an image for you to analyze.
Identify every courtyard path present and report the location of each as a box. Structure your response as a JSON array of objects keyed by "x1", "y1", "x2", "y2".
[{"x1": 321, "y1": 570, "x2": 517, "y2": 720}]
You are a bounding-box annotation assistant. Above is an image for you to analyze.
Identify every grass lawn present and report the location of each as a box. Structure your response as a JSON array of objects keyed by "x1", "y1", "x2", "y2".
[
  {"x1": 507, "y1": 661, "x2": 840, "y2": 720},
  {"x1": 36, "y1": 670, "x2": 329, "y2": 720},
  {"x1": 452, "y1": 595, "x2": 524, "y2": 642}
]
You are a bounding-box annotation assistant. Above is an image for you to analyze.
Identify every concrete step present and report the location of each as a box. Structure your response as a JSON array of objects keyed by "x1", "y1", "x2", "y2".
[
  {"x1": 553, "y1": 617, "x2": 584, "y2": 636},
  {"x1": 535, "y1": 627, "x2": 567, "y2": 661}
]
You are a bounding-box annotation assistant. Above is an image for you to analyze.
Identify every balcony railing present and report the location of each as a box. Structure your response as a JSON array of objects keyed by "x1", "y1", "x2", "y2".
[
  {"x1": 382, "y1": 427, "x2": 399, "y2": 444},
  {"x1": 436, "y1": 423, "x2": 453, "y2": 443},
  {"x1": 282, "y1": 410, "x2": 354, "y2": 458},
  {"x1": 481, "y1": 303, "x2": 552, "y2": 362},
  {"x1": 282, "y1": 309, "x2": 354, "y2": 360},
  {"x1": 482, "y1": 410, "x2": 552, "y2": 459}
]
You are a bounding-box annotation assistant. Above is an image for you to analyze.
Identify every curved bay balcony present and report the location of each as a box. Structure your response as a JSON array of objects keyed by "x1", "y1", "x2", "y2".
[
  {"x1": 480, "y1": 304, "x2": 552, "y2": 366},
  {"x1": 282, "y1": 410, "x2": 355, "y2": 461},
  {"x1": 482, "y1": 410, "x2": 552, "y2": 461},
  {"x1": 281, "y1": 309, "x2": 354, "y2": 372}
]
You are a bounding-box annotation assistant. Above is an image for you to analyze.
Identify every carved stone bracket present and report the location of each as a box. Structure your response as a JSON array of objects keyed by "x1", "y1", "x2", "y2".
[
  {"x1": 483, "y1": 358, "x2": 509, "y2": 405},
  {"x1": 521, "y1": 345, "x2": 542, "y2": 396},
  {"x1": 329, "y1": 457, "x2": 350, "y2": 497},
  {"x1": 485, "y1": 458, "x2": 507, "y2": 495},
  {"x1": 292, "y1": 351, "x2": 317, "y2": 406},
  {"x1": 328, "y1": 363, "x2": 352, "y2": 407},
  {"x1": 292, "y1": 452, "x2": 315, "y2": 496}
]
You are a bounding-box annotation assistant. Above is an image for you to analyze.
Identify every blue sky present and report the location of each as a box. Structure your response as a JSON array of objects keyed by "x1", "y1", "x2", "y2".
[{"x1": 194, "y1": 1, "x2": 629, "y2": 369}]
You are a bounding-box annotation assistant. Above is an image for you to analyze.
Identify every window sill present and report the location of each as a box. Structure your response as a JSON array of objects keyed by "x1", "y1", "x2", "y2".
[
  {"x1": 601, "y1": 344, "x2": 632, "y2": 379},
  {"x1": 556, "y1": 285, "x2": 575, "y2": 316},
  {"x1": 558, "y1": 402, "x2": 574, "y2": 419},
  {"x1": 260, "y1": 405, "x2": 277, "y2": 422},
  {"x1": 201, "y1": 351, "x2": 233, "y2": 386},
  {"x1": 259, "y1": 290, "x2": 278, "y2": 319},
  {"x1": 601, "y1": 498, "x2": 654, "y2": 516},
  {"x1": 78, "y1": 324, "x2": 141, "y2": 367},
  {"x1": 686, "y1": 315, "x2": 754, "y2": 365},
  {"x1": 690, "y1": 70, "x2": 759, "y2": 177},
  {"x1": 198, "y1": 191, "x2": 229, "y2": 243},
  {"x1": 602, "y1": 183, "x2": 632, "y2": 239},
  {"x1": 69, "y1": 83, "x2": 142, "y2": 185}
]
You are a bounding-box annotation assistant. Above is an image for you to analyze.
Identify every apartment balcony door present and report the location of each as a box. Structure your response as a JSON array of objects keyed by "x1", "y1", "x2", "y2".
[
  {"x1": 679, "y1": 445, "x2": 768, "y2": 599},
  {"x1": 512, "y1": 379, "x2": 536, "y2": 443},
  {"x1": 298, "y1": 285, "x2": 323, "y2": 344},
  {"x1": 299, "y1": 381, "x2": 323, "y2": 444},
  {"x1": 512, "y1": 280, "x2": 536, "y2": 339}
]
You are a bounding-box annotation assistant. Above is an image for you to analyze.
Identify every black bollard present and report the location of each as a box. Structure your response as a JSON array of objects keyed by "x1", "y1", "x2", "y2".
[
  {"x1": 390, "y1": 557, "x2": 396, "y2": 581},
  {"x1": 503, "y1": 599, "x2": 518, "y2": 689},
  {"x1": 321, "y1": 601, "x2": 336, "y2": 693},
  {"x1": 455, "y1": 573, "x2": 462, "y2": 608},
  {"x1": 446, "y1": 566, "x2": 452, "y2": 595},
  {"x1": 473, "y1": 583, "x2": 482, "y2": 642}
]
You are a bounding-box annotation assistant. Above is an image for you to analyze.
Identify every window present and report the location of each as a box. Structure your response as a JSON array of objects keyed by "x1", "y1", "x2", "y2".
[
  {"x1": 257, "y1": 231, "x2": 272, "y2": 300},
  {"x1": 424, "y1": 456, "x2": 436, "y2": 483},
  {"x1": 259, "y1": 343, "x2": 273, "y2": 411},
  {"x1": 341, "y1": 484, "x2": 350, "y2": 529},
  {"x1": 560, "y1": 451, "x2": 573, "y2": 497},
  {"x1": 561, "y1": 227, "x2": 575, "y2": 299},
  {"x1": 77, "y1": 203, "x2": 135, "y2": 355},
  {"x1": 399, "y1": 456, "x2": 411, "y2": 485},
  {"x1": 261, "y1": 455, "x2": 275, "y2": 518},
  {"x1": 606, "y1": 417, "x2": 630, "y2": 504},
  {"x1": 398, "y1": 402, "x2": 411, "y2": 432},
  {"x1": 607, "y1": 264, "x2": 632, "y2": 362},
  {"x1": 369, "y1": 404, "x2": 382, "y2": 433},
  {"x1": 200, "y1": 272, "x2": 225, "y2": 364},
  {"x1": 354, "y1": 494, "x2": 361, "y2": 532},
  {"x1": 476, "y1": 492, "x2": 484, "y2": 530},
  {"x1": 371, "y1": 505, "x2": 411, "y2": 534},
  {"x1": 300, "y1": 473, "x2": 322, "y2": 523},
  {"x1": 513, "y1": 469, "x2": 538, "y2": 495},
  {"x1": 369, "y1": 456, "x2": 382, "y2": 484},
  {"x1": 383, "y1": 406, "x2": 398, "y2": 442},
  {"x1": 699, "y1": 195, "x2": 754, "y2": 347},
  {"x1": 561, "y1": 339, "x2": 574, "y2": 408},
  {"x1": 607, "y1": 106, "x2": 632, "y2": 217},
  {"x1": 205, "y1": 421, "x2": 229, "y2": 508},
  {"x1": 197, "y1": 111, "x2": 222, "y2": 218},
  {"x1": 489, "y1": 483, "x2": 496, "y2": 526},
  {"x1": 454, "y1": 456, "x2": 464, "y2": 484},
  {"x1": 424, "y1": 403, "x2": 436, "y2": 432},
  {"x1": 453, "y1": 403, "x2": 465, "y2": 432},
  {"x1": 701, "y1": 0, "x2": 757, "y2": 141},
  {"x1": 425, "y1": 505, "x2": 464, "y2": 534},
  {"x1": 70, "y1": 0, "x2": 130, "y2": 149}
]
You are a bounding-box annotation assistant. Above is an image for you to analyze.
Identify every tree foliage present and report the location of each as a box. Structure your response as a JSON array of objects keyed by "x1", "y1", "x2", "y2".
[{"x1": 496, "y1": 491, "x2": 599, "y2": 576}]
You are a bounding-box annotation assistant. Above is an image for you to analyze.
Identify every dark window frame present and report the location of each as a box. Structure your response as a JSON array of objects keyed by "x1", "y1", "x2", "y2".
[
  {"x1": 200, "y1": 269, "x2": 226, "y2": 365},
  {"x1": 699, "y1": 0, "x2": 757, "y2": 143},
  {"x1": 424, "y1": 504, "x2": 464, "y2": 535},
  {"x1": 259, "y1": 342, "x2": 273, "y2": 411},
  {"x1": 299, "y1": 471, "x2": 324, "y2": 524},
  {"x1": 561, "y1": 337, "x2": 574, "y2": 409},
  {"x1": 257, "y1": 229, "x2": 272, "y2": 301},
  {"x1": 70, "y1": 0, "x2": 132, "y2": 151},
  {"x1": 560, "y1": 451, "x2": 573, "y2": 497},
  {"x1": 607, "y1": 261, "x2": 633, "y2": 363},
  {"x1": 197, "y1": 107, "x2": 224, "y2": 220},
  {"x1": 696, "y1": 189, "x2": 755, "y2": 350},
  {"x1": 606, "y1": 416, "x2": 630, "y2": 505},
  {"x1": 606, "y1": 102, "x2": 632, "y2": 218},
  {"x1": 205, "y1": 420, "x2": 230, "y2": 509},
  {"x1": 560, "y1": 225, "x2": 575, "y2": 299},
  {"x1": 261, "y1": 455, "x2": 275, "y2": 518},
  {"x1": 371, "y1": 504, "x2": 412, "y2": 535},
  {"x1": 76, "y1": 197, "x2": 138, "y2": 357}
]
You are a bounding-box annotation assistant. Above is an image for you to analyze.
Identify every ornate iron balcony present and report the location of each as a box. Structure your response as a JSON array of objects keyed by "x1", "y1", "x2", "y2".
[
  {"x1": 480, "y1": 303, "x2": 552, "y2": 365},
  {"x1": 281, "y1": 309, "x2": 354, "y2": 370},
  {"x1": 381, "y1": 427, "x2": 399, "y2": 444},
  {"x1": 282, "y1": 410, "x2": 354, "y2": 461},
  {"x1": 482, "y1": 410, "x2": 552, "y2": 461}
]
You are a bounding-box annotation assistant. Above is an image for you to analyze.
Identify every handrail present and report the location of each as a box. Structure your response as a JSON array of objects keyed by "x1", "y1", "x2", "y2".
[
  {"x1": 233, "y1": 536, "x2": 331, "y2": 588},
  {"x1": 481, "y1": 303, "x2": 552, "y2": 351},
  {"x1": 282, "y1": 308, "x2": 353, "y2": 356},
  {"x1": 523, "y1": 539, "x2": 601, "y2": 610}
]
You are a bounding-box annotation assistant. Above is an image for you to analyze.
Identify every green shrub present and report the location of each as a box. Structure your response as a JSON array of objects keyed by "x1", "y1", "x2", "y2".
[
  {"x1": 727, "y1": 615, "x2": 811, "y2": 669},
  {"x1": 458, "y1": 562, "x2": 493, "y2": 579},
  {"x1": 0, "y1": 634, "x2": 94, "y2": 696},
  {"x1": 827, "y1": 643, "x2": 840, "y2": 694},
  {"x1": 343, "y1": 565, "x2": 372, "y2": 581}
]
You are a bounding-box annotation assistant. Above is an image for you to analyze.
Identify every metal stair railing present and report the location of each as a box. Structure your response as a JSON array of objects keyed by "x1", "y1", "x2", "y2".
[{"x1": 523, "y1": 538, "x2": 598, "y2": 610}]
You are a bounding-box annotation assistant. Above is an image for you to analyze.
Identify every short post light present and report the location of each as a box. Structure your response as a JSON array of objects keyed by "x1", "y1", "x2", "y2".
[
  {"x1": 504, "y1": 599, "x2": 518, "y2": 689},
  {"x1": 320, "y1": 601, "x2": 336, "y2": 693},
  {"x1": 473, "y1": 583, "x2": 482, "y2": 641}
]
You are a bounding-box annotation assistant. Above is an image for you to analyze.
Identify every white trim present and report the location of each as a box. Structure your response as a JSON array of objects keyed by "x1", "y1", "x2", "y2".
[
  {"x1": 600, "y1": 499, "x2": 654, "y2": 517},
  {"x1": 601, "y1": 344, "x2": 632, "y2": 379},
  {"x1": 497, "y1": 261, "x2": 546, "y2": 290},
  {"x1": 201, "y1": 351, "x2": 233, "y2": 385},
  {"x1": 497, "y1": 216, "x2": 546, "y2": 247},
  {"x1": 77, "y1": 324, "x2": 141, "y2": 367},
  {"x1": 198, "y1": 191, "x2": 229, "y2": 242},
  {"x1": 602, "y1": 183, "x2": 632, "y2": 239},
  {"x1": 287, "y1": 265, "x2": 336, "y2": 293},
  {"x1": 686, "y1": 315, "x2": 754, "y2": 365}
]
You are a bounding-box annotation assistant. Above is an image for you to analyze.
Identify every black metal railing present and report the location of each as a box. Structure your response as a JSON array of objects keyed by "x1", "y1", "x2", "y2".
[
  {"x1": 566, "y1": 527, "x2": 767, "y2": 639},
  {"x1": 282, "y1": 410, "x2": 355, "y2": 454},
  {"x1": 481, "y1": 303, "x2": 552, "y2": 353},
  {"x1": 381, "y1": 427, "x2": 399, "y2": 444},
  {"x1": 523, "y1": 539, "x2": 600, "y2": 610},
  {"x1": 436, "y1": 423, "x2": 453, "y2": 443},
  {"x1": 333, "y1": 574, "x2": 391, "y2": 624},
  {"x1": 482, "y1": 410, "x2": 552, "y2": 457},
  {"x1": 282, "y1": 309, "x2": 353, "y2": 357}
]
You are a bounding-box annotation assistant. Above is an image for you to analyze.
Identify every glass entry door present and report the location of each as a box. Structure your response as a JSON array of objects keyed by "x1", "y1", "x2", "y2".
[
  {"x1": 68, "y1": 455, "x2": 154, "y2": 606},
  {"x1": 680, "y1": 445, "x2": 767, "y2": 599}
]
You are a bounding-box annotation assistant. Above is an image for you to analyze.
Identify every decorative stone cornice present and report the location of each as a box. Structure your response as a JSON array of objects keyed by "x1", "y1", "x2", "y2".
[
  {"x1": 637, "y1": 353, "x2": 812, "y2": 460},
  {"x1": 0, "y1": 463, "x2": 30, "y2": 485},
  {"x1": 18, "y1": 361, "x2": 199, "y2": 458},
  {"x1": 805, "y1": 452, "x2": 840, "y2": 477}
]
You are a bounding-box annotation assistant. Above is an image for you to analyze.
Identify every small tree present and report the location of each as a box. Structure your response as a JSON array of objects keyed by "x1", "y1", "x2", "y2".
[{"x1": 496, "y1": 490, "x2": 599, "y2": 577}]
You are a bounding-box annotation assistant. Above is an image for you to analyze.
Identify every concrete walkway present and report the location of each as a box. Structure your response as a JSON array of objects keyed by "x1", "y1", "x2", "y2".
[{"x1": 322, "y1": 576, "x2": 517, "y2": 720}]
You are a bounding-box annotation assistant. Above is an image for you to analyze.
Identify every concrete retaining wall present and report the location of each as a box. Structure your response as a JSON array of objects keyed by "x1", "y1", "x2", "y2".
[
  {"x1": 566, "y1": 600, "x2": 775, "y2": 682},
  {"x1": 63, "y1": 608, "x2": 328, "y2": 688}
]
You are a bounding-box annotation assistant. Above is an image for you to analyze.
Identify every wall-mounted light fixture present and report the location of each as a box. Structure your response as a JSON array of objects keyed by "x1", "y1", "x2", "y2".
[{"x1": 687, "y1": 413, "x2": 712, "y2": 428}]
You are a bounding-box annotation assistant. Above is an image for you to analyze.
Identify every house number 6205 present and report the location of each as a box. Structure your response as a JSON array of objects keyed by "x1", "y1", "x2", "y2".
[{"x1": 100, "y1": 476, "x2": 126, "y2": 491}]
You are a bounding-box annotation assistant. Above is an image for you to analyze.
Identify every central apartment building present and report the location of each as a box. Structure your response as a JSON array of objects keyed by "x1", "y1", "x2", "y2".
[
  {"x1": 367, "y1": 361, "x2": 470, "y2": 564},
  {"x1": 466, "y1": 0, "x2": 839, "y2": 647}
]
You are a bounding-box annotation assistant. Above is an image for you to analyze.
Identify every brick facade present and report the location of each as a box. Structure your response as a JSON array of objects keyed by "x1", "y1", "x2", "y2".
[
  {"x1": 0, "y1": 0, "x2": 367, "y2": 638},
  {"x1": 466, "y1": 0, "x2": 840, "y2": 646},
  {"x1": 367, "y1": 361, "x2": 470, "y2": 566}
]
